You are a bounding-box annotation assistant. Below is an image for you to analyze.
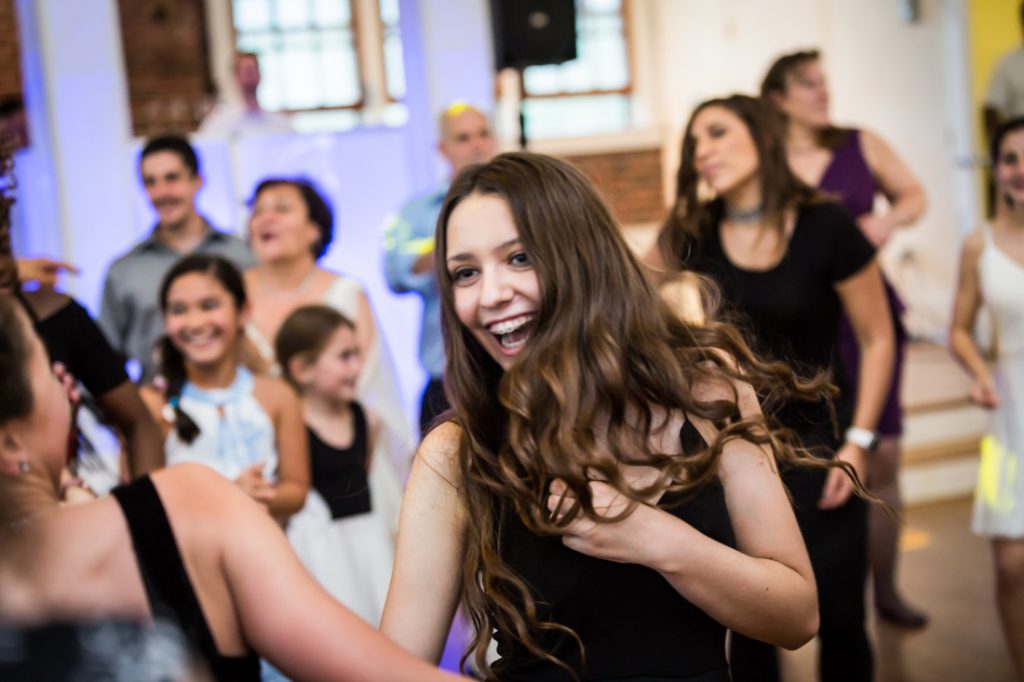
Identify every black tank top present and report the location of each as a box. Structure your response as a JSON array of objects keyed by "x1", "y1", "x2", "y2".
[
  {"x1": 309, "y1": 402, "x2": 372, "y2": 519},
  {"x1": 493, "y1": 421, "x2": 735, "y2": 682},
  {"x1": 111, "y1": 477, "x2": 260, "y2": 682}
]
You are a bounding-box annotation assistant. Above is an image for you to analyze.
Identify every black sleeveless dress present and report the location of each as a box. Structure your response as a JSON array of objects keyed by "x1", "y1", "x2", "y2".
[
  {"x1": 308, "y1": 401, "x2": 372, "y2": 519},
  {"x1": 111, "y1": 476, "x2": 260, "y2": 681},
  {"x1": 492, "y1": 421, "x2": 735, "y2": 682}
]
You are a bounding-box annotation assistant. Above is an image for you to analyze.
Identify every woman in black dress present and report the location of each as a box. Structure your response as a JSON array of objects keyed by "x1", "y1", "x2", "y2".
[
  {"x1": 380, "y1": 151, "x2": 860, "y2": 681},
  {"x1": 662, "y1": 94, "x2": 894, "y2": 682}
]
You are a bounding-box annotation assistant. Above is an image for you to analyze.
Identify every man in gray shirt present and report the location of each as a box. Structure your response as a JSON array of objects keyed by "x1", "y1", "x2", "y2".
[{"x1": 98, "y1": 135, "x2": 254, "y2": 382}]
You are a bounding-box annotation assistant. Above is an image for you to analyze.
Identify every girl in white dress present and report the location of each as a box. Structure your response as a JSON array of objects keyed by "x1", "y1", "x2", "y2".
[
  {"x1": 951, "y1": 117, "x2": 1024, "y2": 678},
  {"x1": 141, "y1": 254, "x2": 309, "y2": 523},
  {"x1": 275, "y1": 304, "x2": 395, "y2": 626}
]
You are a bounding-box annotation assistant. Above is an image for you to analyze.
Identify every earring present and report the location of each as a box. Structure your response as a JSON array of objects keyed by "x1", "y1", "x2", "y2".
[{"x1": 18, "y1": 461, "x2": 30, "y2": 474}]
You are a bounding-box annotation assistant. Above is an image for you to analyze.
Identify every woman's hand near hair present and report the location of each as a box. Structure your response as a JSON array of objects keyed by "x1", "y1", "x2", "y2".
[
  {"x1": 819, "y1": 443, "x2": 865, "y2": 509},
  {"x1": 548, "y1": 478, "x2": 692, "y2": 570},
  {"x1": 949, "y1": 228, "x2": 1000, "y2": 409},
  {"x1": 552, "y1": 375, "x2": 818, "y2": 650},
  {"x1": 381, "y1": 422, "x2": 467, "y2": 662}
]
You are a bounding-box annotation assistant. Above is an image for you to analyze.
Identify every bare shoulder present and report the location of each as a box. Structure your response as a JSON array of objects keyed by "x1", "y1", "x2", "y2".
[
  {"x1": 150, "y1": 463, "x2": 252, "y2": 517},
  {"x1": 858, "y1": 128, "x2": 902, "y2": 169},
  {"x1": 149, "y1": 464, "x2": 272, "y2": 559},
  {"x1": 416, "y1": 420, "x2": 463, "y2": 482},
  {"x1": 858, "y1": 128, "x2": 889, "y2": 158},
  {"x1": 252, "y1": 373, "x2": 300, "y2": 412},
  {"x1": 961, "y1": 226, "x2": 986, "y2": 260}
]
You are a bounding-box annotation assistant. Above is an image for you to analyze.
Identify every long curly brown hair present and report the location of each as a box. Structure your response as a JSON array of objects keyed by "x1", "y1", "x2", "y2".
[{"x1": 435, "y1": 152, "x2": 846, "y2": 679}]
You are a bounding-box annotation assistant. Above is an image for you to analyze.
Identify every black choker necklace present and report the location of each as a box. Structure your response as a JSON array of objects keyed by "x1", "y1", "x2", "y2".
[{"x1": 725, "y1": 204, "x2": 764, "y2": 224}]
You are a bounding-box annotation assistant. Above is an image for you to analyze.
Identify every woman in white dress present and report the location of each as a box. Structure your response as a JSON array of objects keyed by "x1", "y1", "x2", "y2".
[
  {"x1": 951, "y1": 117, "x2": 1024, "y2": 678},
  {"x1": 242, "y1": 178, "x2": 406, "y2": 558}
]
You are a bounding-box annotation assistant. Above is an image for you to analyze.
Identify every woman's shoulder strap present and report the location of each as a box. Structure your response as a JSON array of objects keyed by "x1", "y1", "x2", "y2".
[{"x1": 110, "y1": 476, "x2": 221, "y2": 661}]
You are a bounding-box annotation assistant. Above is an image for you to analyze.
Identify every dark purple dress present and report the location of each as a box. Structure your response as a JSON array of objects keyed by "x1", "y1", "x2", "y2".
[{"x1": 819, "y1": 129, "x2": 905, "y2": 437}]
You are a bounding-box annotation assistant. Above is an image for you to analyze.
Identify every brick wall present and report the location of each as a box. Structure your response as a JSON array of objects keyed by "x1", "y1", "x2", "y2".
[
  {"x1": 117, "y1": 0, "x2": 213, "y2": 137},
  {"x1": 561, "y1": 148, "x2": 665, "y2": 226},
  {"x1": 0, "y1": 0, "x2": 22, "y2": 99}
]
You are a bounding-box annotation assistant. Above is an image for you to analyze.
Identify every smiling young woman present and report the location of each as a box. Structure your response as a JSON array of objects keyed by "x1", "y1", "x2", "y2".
[{"x1": 379, "y1": 151, "x2": 867, "y2": 681}]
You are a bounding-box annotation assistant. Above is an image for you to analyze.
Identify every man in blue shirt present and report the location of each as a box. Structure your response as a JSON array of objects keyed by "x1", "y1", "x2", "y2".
[{"x1": 384, "y1": 103, "x2": 495, "y2": 436}]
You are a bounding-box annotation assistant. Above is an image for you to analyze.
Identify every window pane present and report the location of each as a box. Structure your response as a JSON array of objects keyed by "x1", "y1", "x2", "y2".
[
  {"x1": 322, "y1": 38, "x2": 361, "y2": 106},
  {"x1": 582, "y1": 0, "x2": 621, "y2": 13},
  {"x1": 379, "y1": 0, "x2": 401, "y2": 26},
  {"x1": 232, "y1": 0, "x2": 366, "y2": 115},
  {"x1": 274, "y1": 0, "x2": 313, "y2": 29},
  {"x1": 233, "y1": 0, "x2": 272, "y2": 31},
  {"x1": 313, "y1": 0, "x2": 350, "y2": 26},
  {"x1": 379, "y1": 0, "x2": 405, "y2": 101}
]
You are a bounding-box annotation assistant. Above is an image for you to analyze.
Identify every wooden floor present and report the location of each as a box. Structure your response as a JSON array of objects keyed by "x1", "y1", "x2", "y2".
[{"x1": 781, "y1": 497, "x2": 1017, "y2": 682}]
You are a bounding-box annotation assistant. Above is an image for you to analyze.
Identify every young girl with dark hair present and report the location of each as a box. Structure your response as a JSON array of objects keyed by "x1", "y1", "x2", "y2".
[
  {"x1": 663, "y1": 94, "x2": 894, "y2": 682},
  {"x1": 379, "y1": 151, "x2": 867, "y2": 681},
  {"x1": 141, "y1": 254, "x2": 308, "y2": 521},
  {"x1": 275, "y1": 304, "x2": 395, "y2": 626},
  {"x1": 951, "y1": 116, "x2": 1024, "y2": 678}
]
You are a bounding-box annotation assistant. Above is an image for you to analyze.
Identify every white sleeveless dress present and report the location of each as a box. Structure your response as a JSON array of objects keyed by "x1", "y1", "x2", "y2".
[
  {"x1": 973, "y1": 224, "x2": 1024, "y2": 538},
  {"x1": 164, "y1": 366, "x2": 278, "y2": 481}
]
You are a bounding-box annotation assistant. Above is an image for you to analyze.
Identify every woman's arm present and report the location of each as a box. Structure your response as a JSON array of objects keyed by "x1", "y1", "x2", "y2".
[
  {"x1": 820, "y1": 260, "x2": 895, "y2": 508},
  {"x1": 380, "y1": 422, "x2": 467, "y2": 662},
  {"x1": 262, "y1": 377, "x2": 310, "y2": 520},
  {"x1": 549, "y1": 380, "x2": 817, "y2": 650},
  {"x1": 97, "y1": 381, "x2": 165, "y2": 477},
  {"x1": 160, "y1": 466, "x2": 463, "y2": 681},
  {"x1": 138, "y1": 386, "x2": 172, "y2": 441},
  {"x1": 859, "y1": 130, "x2": 927, "y2": 246},
  {"x1": 949, "y1": 230, "x2": 999, "y2": 408}
]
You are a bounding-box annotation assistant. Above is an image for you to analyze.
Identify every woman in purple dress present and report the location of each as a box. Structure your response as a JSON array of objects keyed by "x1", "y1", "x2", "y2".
[{"x1": 762, "y1": 49, "x2": 928, "y2": 628}]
